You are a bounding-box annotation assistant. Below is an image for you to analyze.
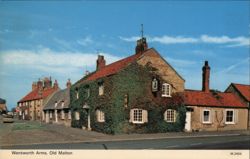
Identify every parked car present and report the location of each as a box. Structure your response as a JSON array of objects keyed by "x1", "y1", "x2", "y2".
[{"x1": 2, "y1": 114, "x2": 14, "y2": 123}]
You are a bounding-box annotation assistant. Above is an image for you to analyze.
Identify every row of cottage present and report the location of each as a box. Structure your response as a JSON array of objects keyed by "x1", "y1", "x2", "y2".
[{"x1": 16, "y1": 37, "x2": 250, "y2": 134}]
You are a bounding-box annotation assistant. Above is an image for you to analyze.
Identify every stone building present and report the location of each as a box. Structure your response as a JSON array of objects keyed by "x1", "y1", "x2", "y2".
[
  {"x1": 70, "y1": 37, "x2": 186, "y2": 134},
  {"x1": 0, "y1": 98, "x2": 7, "y2": 114},
  {"x1": 43, "y1": 79, "x2": 71, "y2": 127},
  {"x1": 17, "y1": 77, "x2": 59, "y2": 120},
  {"x1": 184, "y1": 61, "x2": 248, "y2": 132},
  {"x1": 225, "y1": 83, "x2": 250, "y2": 129}
]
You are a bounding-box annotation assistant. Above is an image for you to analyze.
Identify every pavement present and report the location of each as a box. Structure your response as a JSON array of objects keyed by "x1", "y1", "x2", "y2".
[{"x1": 0, "y1": 118, "x2": 249, "y2": 147}]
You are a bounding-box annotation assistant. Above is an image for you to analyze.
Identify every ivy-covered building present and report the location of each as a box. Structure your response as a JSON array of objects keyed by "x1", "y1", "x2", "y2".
[{"x1": 70, "y1": 37, "x2": 186, "y2": 134}]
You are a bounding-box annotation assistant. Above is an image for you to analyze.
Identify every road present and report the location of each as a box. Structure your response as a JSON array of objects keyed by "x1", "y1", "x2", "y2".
[{"x1": 2, "y1": 134, "x2": 250, "y2": 149}]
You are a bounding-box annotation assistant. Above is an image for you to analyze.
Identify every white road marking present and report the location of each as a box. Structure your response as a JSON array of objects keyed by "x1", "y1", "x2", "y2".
[
  {"x1": 166, "y1": 145, "x2": 179, "y2": 148},
  {"x1": 190, "y1": 143, "x2": 202, "y2": 146}
]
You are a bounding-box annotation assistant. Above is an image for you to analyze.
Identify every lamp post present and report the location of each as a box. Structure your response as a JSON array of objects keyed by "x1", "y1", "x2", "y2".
[{"x1": 83, "y1": 104, "x2": 91, "y2": 130}]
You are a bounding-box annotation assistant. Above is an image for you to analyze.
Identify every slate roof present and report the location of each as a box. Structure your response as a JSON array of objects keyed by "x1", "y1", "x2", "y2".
[
  {"x1": 43, "y1": 88, "x2": 70, "y2": 110},
  {"x1": 184, "y1": 90, "x2": 246, "y2": 108},
  {"x1": 231, "y1": 83, "x2": 250, "y2": 102},
  {"x1": 18, "y1": 88, "x2": 57, "y2": 103}
]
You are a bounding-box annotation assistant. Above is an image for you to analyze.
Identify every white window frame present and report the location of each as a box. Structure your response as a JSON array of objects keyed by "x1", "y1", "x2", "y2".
[
  {"x1": 162, "y1": 83, "x2": 171, "y2": 97},
  {"x1": 75, "y1": 111, "x2": 80, "y2": 120},
  {"x1": 225, "y1": 109, "x2": 235, "y2": 124},
  {"x1": 99, "y1": 84, "x2": 104, "y2": 96},
  {"x1": 61, "y1": 110, "x2": 65, "y2": 119},
  {"x1": 133, "y1": 109, "x2": 143, "y2": 124},
  {"x1": 96, "y1": 109, "x2": 105, "y2": 122},
  {"x1": 68, "y1": 111, "x2": 71, "y2": 120},
  {"x1": 164, "y1": 109, "x2": 176, "y2": 123},
  {"x1": 202, "y1": 109, "x2": 211, "y2": 124}
]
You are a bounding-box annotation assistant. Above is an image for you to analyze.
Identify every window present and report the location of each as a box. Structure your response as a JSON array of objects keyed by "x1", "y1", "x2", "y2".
[
  {"x1": 61, "y1": 110, "x2": 65, "y2": 119},
  {"x1": 75, "y1": 111, "x2": 80, "y2": 120},
  {"x1": 55, "y1": 101, "x2": 58, "y2": 108},
  {"x1": 164, "y1": 109, "x2": 176, "y2": 122},
  {"x1": 152, "y1": 78, "x2": 158, "y2": 92},
  {"x1": 124, "y1": 94, "x2": 128, "y2": 108},
  {"x1": 68, "y1": 111, "x2": 71, "y2": 120},
  {"x1": 225, "y1": 109, "x2": 234, "y2": 124},
  {"x1": 130, "y1": 109, "x2": 148, "y2": 124},
  {"x1": 49, "y1": 111, "x2": 52, "y2": 119},
  {"x1": 99, "y1": 84, "x2": 104, "y2": 96},
  {"x1": 162, "y1": 83, "x2": 171, "y2": 97},
  {"x1": 75, "y1": 88, "x2": 79, "y2": 99},
  {"x1": 202, "y1": 110, "x2": 211, "y2": 123},
  {"x1": 96, "y1": 109, "x2": 105, "y2": 122}
]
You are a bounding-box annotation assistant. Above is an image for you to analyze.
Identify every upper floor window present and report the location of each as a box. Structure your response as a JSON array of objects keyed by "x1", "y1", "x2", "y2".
[
  {"x1": 130, "y1": 109, "x2": 148, "y2": 124},
  {"x1": 225, "y1": 109, "x2": 235, "y2": 124},
  {"x1": 96, "y1": 109, "x2": 105, "y2": 122},
  {"x1": 162, "y1": 83, "x2": 171, "y2": 97},
  {"x1": 99, "y1": 84, "x2": 104, "y2": 96},
  {"x1": 152, "y1": 78, "x2": 158, "y2": 92},
  {"x1": 202, "y1": 109, "x2": 211, "y2": 124},
  {"x1": 75, "y1": 88, "x2": 79, "y2": 99},
  {"x1": 164, "y1": 109, "x2": 176, "y2": 123}
]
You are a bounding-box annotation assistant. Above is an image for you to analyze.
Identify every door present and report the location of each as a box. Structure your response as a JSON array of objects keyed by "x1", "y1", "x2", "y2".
[{"x1": 185, "y1": 112, "x2": 191, "y2": 132}]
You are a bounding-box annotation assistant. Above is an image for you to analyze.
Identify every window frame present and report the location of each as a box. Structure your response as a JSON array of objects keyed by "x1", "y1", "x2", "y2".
[
  {"x1": 225, "y1": 109, "x2": 235, "y2": 124},
  {"x1": 132, "y1": 109, "x2": 143, "y2": 124},
  {"x1": 98, "y1": 84, "x2": 104, "y2": 96},
  {"x1": 96, "y1": 109, "x2": 105, "y2": 122},
  {"x1": 202, "y1": 109, "x2": 211, "y2": 124},
  {"x1": 162, "y1": 83, "x2": 171, "y2": 97},
  {"x1": 164, "y1": 109, "x2": 176, "y2": 123}
]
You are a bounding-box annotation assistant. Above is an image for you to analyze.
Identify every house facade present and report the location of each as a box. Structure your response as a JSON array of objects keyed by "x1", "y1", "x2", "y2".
[
  {"x1": 70, "y1": 37, "x2": 186, "y2": 134},
  {"x1": 43, "y1": 79, "x2": 72, "y2": 127},
  {"x1": 225, "y1": 83, "x2": 250, "y2": 129},
  {"x1": 17, "y1": 77, "x2": 59, "y2": 120},
  {"x1": 184, "y1": 61, "x2": 248, "y2": 132}
]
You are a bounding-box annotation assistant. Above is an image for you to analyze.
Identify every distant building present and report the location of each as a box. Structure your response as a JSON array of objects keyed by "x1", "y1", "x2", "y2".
[
  {"x1": 70, "y1": 37, "x2": 186, "y2": 134},
  {"x1": 43, "y1": 79, "x2": 71, "y2": 127},
  {"x1": 17, "y1": 77, "x2": 59, "y2": 120},
  {"x1": 225, "y1": 83, "x2": 250, "y2": 129},
  {"x1": 184, "y1": 61, "x2": 248, "y2": 132},
  {"x1": 0, "y1": 98, "x2": 7, "y2": 114}
]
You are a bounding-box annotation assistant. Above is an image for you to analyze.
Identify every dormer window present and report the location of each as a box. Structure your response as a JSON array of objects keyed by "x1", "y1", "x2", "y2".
[
  {"x1": 162, "y1": 83, "x2": 171, "y2": 97},
  {"x1": 152, "y1": 78, "x2": 158, "y2": 92},
  {"x1": 99, "y1": 83, "x2": 104, "y2": 96}
]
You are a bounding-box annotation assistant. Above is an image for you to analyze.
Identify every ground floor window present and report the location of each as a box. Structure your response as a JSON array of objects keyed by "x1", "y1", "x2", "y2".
[
  {"x1": 225, "y1": 109, "x2": 234, "y2": 124},
  {"x1": 130, "y1": 109, "x2": 148, "y2": 124},
  {"x1": 96, "y1": 109, "x2": 105, "y2": 122},
  {"x1": 75, "y1": 111, "x2": 80, "y2": 120},
  {"x1": 61, "y1": 110, "x2": 65, "y2": 119},
  {"x1": 49, "y1": 111, "x2": 52, "y2": 119},
  {"x1": 164, "y1": 109, "x2": 176, "y2": 123},
  {"x1": 202, "y1": 109, "x2": 211, "y2": 123},
  {"x1": 68, "y1": 111, "x2": 71, "y2": 120}
]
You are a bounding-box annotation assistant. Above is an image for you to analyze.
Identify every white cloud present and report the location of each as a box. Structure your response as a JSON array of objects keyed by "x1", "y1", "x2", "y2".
[
  {"x1": 120, "y1": 34, "x2": 250, "y2": 47},
  {"x1": 165, "y1": 57, "x2": 197, "y2": 67},
  {"x1": 77, "y1": 36, "x2": 93, "y2": 46},
  {"x1": 0, "y1": 47, "x2": 122, "y2": 74},
  {"x1": 217, "y1": 57, "x2": 250, "y2": 74},
  {"x1": 150, "y1": 36, "x2": 198, "y2": 44},
  {"x1": 201, "y1": 35, "x2": 249, "y2": 47}
]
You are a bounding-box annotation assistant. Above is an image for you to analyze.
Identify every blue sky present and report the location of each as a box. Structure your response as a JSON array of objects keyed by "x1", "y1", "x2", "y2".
[{"x1": 0, "y1": 1, "x2": 249, "y2": 110}]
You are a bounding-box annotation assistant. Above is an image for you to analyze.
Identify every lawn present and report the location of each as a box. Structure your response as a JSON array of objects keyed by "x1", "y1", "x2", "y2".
[{"x1": 12, "y1": 122, "x2": 45, "y2": 131}]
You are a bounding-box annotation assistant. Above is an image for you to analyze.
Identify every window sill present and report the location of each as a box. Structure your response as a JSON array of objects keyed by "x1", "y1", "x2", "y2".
[
  {"x1": 202, "y1": 122, "x2": 212, "y2": 124},
  {"x1": 225, "y1": 122, "x2": 235, "y2": 125},
  {"x1": 162, "y1": 95, "x2": 171, "y2": 98},
  {"x1": 132, "y1": 121, "x2": 144, "y2": 124}
]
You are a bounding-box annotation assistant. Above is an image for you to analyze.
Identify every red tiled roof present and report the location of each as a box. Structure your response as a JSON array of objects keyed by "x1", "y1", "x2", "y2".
[
  {"x1": 184, "y1": 90, "x2": 247, "y2": 108},
  {"x1": 232, "y1": 83, "x2": 250, "y2": 102},
  {"x1": 18, "y1": 88, "x2": 57, "y2": 103},
  {"x1": 85, "y1": 51, "x2": 143, "y2": 82}
]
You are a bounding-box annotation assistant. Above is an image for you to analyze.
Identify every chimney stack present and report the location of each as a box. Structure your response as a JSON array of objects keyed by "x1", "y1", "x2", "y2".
[
  {"x1": 53, "y1": 80, "x2": 59, "y2": 89},
  {"x1": 37, "y1": 79, "x2": 43, "y2": 90},
  {"x1": 32, "y1": 82, "x2": 37, "y2": 91},
  {"x1": 202, "y1": 61, "x2": 210, "y2": 92},
  {"x1": 96, "y1": 55, "x2": 106, "y2": 70},
  {"x1": 135, "y1": 37, "x2": 148, "y2": 54},
  {"x1": 66, "y1": 79, "x2": 71, "y2": 88}
]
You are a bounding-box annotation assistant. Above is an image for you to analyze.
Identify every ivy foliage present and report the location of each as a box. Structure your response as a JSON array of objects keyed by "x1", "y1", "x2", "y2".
[{"x1": 70, "y1": 62, "x2": 186, "y2": 134}]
